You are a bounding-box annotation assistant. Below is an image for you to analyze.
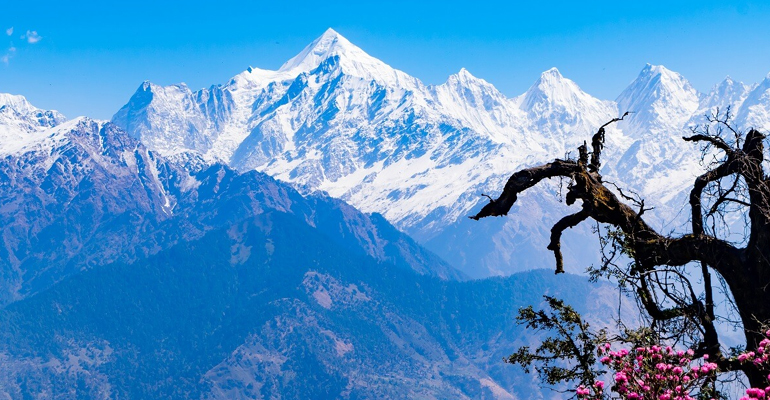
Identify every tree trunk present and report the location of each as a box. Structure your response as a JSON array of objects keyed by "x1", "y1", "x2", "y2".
[{"x1": 470, "y1": 117, "x2": 770, "y2": 385}]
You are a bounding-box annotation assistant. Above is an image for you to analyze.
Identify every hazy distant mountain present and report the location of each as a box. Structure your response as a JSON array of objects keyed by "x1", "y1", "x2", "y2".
[
  {"x1": 111, "y1": 29, "x2": 770, "y2": 277},
  {"x1": 0, "y1": 220, "x2": 625, "y2": 399}
]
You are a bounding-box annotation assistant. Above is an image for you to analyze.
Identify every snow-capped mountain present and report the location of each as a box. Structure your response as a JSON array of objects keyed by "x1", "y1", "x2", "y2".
[
  {"x1": 617, "y1": 64, "x2": 701, "y2": 136},
  {"x1": 736, "y1": 73, "x2": 770, "y2": 131},
  {"x1": 700, "y1": 76, "x2": 751, "y2": 114},
  {"x1": 110, "y1": 29, "x2": 770, "y2": 278},
  {"x1": 0, "y1": 93, "x2": 66, "y2": 155}
]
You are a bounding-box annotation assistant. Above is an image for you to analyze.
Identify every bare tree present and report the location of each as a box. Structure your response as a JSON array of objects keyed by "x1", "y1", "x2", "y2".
[{"x1": 470, "y1": 110, "x2": 770, "y2": 387}]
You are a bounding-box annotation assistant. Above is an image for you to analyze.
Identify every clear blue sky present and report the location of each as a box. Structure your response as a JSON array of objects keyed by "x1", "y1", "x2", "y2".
[{"x1": 2, "y1": 1, "x2": 770, "y2": 119}]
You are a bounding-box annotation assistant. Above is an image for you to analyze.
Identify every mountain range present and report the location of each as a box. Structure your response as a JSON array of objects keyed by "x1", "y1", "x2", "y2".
[
  {"x1": 109, "y1": 28, "x2": 770, "y2": 277},
  {"x1": 0, "y1": 105, "x2": 461, "y2": 306}
]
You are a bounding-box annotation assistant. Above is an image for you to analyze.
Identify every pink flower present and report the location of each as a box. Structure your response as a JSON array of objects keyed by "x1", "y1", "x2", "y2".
[{"x1": 573, "y1": 342, "x2": 756, "y2": 399}]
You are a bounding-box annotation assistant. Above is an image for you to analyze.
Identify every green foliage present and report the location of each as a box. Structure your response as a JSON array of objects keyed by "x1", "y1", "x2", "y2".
[{"x1": 506, "y1": 296, "x2": 607, "y2": 389}]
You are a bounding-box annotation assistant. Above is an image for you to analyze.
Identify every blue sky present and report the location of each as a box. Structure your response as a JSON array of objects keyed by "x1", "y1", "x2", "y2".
[{"x1": 2, "y1": 0, "x2": 770, "y2": 119}]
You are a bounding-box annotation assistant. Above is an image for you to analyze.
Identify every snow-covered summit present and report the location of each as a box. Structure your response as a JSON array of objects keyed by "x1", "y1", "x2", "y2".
[
  {"x1": 702, "y1": 76, "x2": 750, "y2": 112},
  {"x1": 520, "y1": 67, "x2": 574, "y2": 105},
  {"x1": 735, "y1": 74, "x2": 770, "y2": 131},
  {"x1": 0, "y1": 93, "x2": 65, "y2": 126},
  {"x1": 616, "y1": 64, "x2": 700, "y2": 135},
  {"x1": 279, "y1": 28, "x2": 366, "y2": 73},
  {"x1": 0, "y1": 93, "x2": 67, "y2": 155},
  {"x1": 519, "y1": 67, "x2": 616, "y2": 136},
  {"x1": 278, "y1": 28, "x2": 418, "y2": 88},
  {"x1": 521, "y1": 67, "x2": 597, "y2": 109},
  {"x1": 0, "y1": 93, "x2": 39, "y2": 115}
]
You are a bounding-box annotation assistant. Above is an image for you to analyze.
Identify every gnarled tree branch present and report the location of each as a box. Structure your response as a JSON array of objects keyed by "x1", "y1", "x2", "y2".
[
  {"x1": 548, "y1": 208, "x2": 590, "y2": 274},
  {"x1": 470, "y1": 160, "x2": 580, "y2": 220}
]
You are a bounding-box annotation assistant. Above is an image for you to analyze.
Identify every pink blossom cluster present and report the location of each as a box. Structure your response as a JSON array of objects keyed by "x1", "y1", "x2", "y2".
[
  {"x1": 577, "y1": 330, "x2": 770, "y2": 400},
  {"x1": 576, "y1": 343, "x2": 718, "y2": 400},
  {"x1": 737, "y1": 330, "x2": 770, "y2": 400}
]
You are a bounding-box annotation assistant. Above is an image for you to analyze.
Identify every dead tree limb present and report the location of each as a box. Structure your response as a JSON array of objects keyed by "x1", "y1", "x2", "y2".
[{"x1": 548, "y1": 208, "x2": 590, "y2": 274}]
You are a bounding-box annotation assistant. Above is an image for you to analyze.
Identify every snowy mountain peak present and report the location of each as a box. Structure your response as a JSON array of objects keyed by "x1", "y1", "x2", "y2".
[
  {"x1": 629, "y1": 64, "x2": 692, "y2": 91},
  {"x1": 520, "y1": 67, "x2": 610, "y2": 117},
  {"x1": 123, "y1": 81, "x2": 157, "y2": 111},
  {"x1": 512, "y1": 68, "x2": 616, "y2": 148},
  {"x1": 431, "y1": 67, "x2": 512, "y2": 135},
  {"x1": 279, "y1": 28, "x2": 368, "y2": 73},
  {"x1": 701, "y1": 75, "x2": 750, "y2": 113},
  {"x1": 540, "y1": 67, "x2": 563, "y2": 80},
  {"x1": 0, "y1": 93, "x2": 42, "y2": 116},
  {"x1": 445, "y1": 68, "x2": 494, "y2": 88},
  {"x1": 630, "y1": 64, "x2": 698, "y2": 97},
  {"x1": 735, "y1": 73, "x2": 770, "y2": 131},
  {"x1": 0, "y1": 93, "x2": 68, "y2": 155},
  {"x1": 713, "y1": 75, "x2": 741, "y2": 95},
  {"x1": 0, "y1": 93, "x2": 65, "y2": 124},
  {"x1": 523, "y1": 67, "x2": 578, "y2": 100},
  {"x1": 455, "y1": 67, "x2": 474, "y2": 79},
  {"x1": 276, "y1": 28, "x2": 418, "y2": 88},
  {"x1": 640, "y1": 63, "x2": 662, "y2": 74},
  {"x1": 616, "y1": 64, "x2": 700, "y2": 134}
]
